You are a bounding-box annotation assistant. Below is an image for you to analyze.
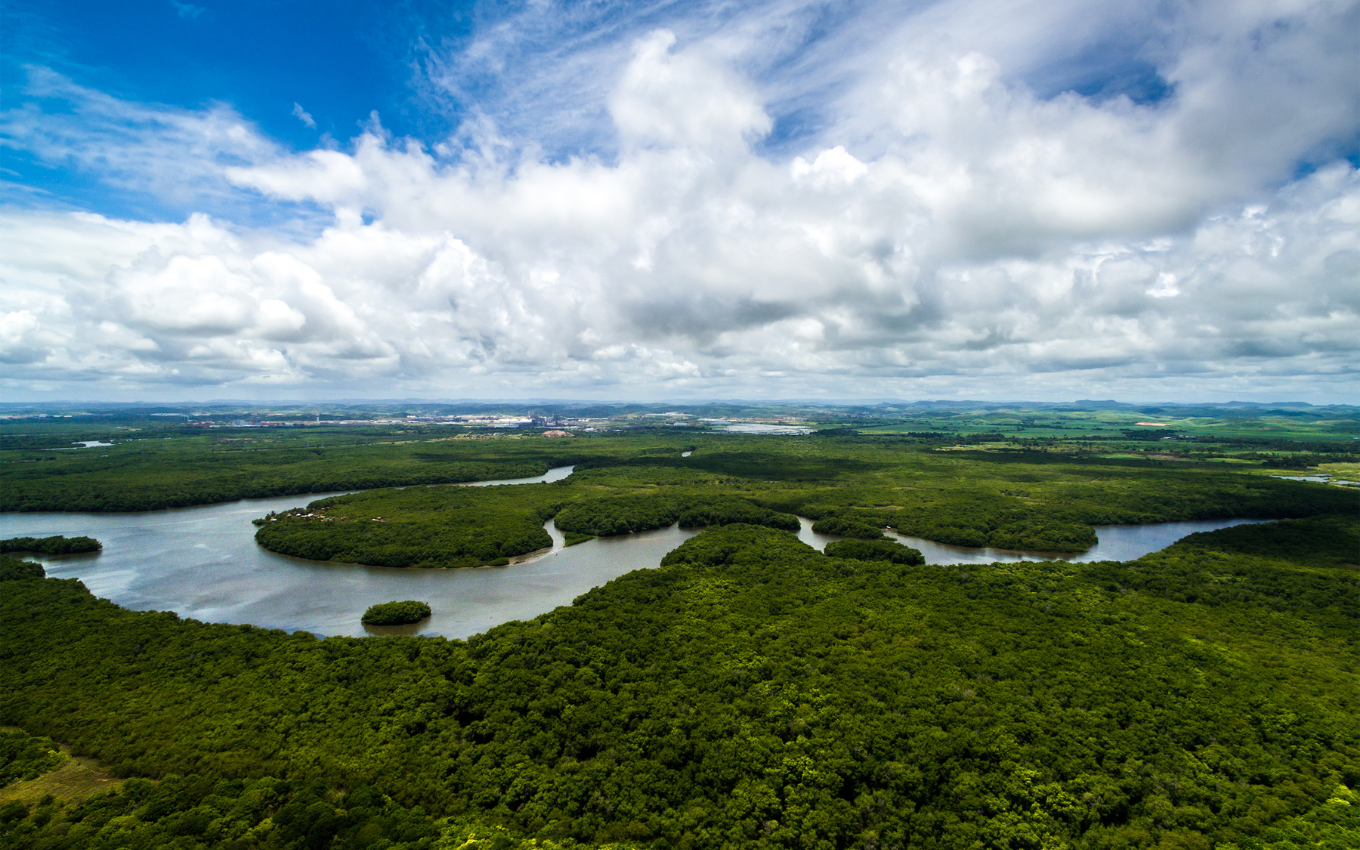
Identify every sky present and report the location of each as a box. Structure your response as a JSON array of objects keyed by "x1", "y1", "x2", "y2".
[{"x1": 2, "y1": 0, "x2": 1358, "y2": 403}]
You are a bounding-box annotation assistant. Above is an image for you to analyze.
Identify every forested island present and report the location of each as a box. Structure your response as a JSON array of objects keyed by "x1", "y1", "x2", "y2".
[
  {"x1": 246, "y1": 435, "x2": 1347, "y2": 570},
  {"x1": 0, "y1": 535, "x2": 101, "y2": 555},
  {"x1": 1, "y1": 402, "x2": 1357, "y2": 848},
  {"x1": 362, "y1": 601, "x2": 433, "y2": 626}
]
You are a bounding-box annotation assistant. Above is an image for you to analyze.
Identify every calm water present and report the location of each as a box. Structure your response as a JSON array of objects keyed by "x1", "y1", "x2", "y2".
[
  {"x1": 1271, "y1": 473, "x2": 1360, "y2": 487},
  {"x1": 456, "y1": 465, "x2": 576, "y2": 487},
  {"x1": 700, "y1": 420, "x2": 815, "y2": 435},
  {"x1": 0, "y1": 465, "x2": 700, "y2": 640},
  {"x1": 2, "y1": 464, "x2": 1256, "y2": 639},
  {"x1": 795, "y1": 517, "x2": 1262, "y2": 564}
]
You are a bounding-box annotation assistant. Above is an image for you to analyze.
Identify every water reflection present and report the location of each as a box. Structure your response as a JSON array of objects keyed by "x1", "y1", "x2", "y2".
[
  {"x1": 1, "y1": 464, "x2": 1259, "y2": 639},
  {"x1": 457, "y1": 465, "x2": 575, "y2": 487},
  {"x1": 0, "y1": 465, "x2": 702, "y2": 640},
  {"x1": 700, "y1": 420, "x2": 815, "y2": 435},
  {"x1": 363, "y1": 619, "x2": 434, "y2": 637},
  {"x1": 796, "y1": 516, "x2": 1263, "y2": 564}
]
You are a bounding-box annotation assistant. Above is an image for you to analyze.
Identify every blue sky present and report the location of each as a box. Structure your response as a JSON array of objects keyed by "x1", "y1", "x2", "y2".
[
  {"x1": 7, "y1": 1, "x2": 414, "y2": 141},
  {"x1": 4, "y1": 0, "x2": 1188, "y2": 219},
  {"x1": 2, "y1": 0, "x2": 1358, "y2": 401},
  {"x1": 4, "y1": 0, "x2": 429, "y2": 220}
]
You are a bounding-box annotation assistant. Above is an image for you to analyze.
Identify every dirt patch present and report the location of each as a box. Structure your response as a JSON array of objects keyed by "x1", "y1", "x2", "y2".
[{"x1": 508, "y1": 545, "x2": 553, "y2": 565}]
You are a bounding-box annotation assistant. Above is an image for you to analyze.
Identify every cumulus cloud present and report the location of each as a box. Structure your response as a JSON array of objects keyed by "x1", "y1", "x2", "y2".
[
  {"x1": 610, "y1": 30, "x2": 772, "y2": 154},
  {"x1": 1, "y1": 1, "x2": 1358, "y2": 400}
]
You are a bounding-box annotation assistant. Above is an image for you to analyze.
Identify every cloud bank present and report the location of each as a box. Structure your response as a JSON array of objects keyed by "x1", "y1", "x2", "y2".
[{"x1": 2, "y1": 0, "x2": 1357, "y2": 400}]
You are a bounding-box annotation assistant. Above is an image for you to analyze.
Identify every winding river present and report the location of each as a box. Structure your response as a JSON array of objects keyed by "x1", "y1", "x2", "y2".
[
  {"x1": 1, "y1": 464, "x2": 1258, "y2": 639},
  {"x1": 795, "y1": 517, "x2": 1262, "y2": 565}
]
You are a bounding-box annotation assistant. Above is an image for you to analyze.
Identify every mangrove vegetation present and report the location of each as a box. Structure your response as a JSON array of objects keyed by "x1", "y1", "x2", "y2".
[
  {"x1": 2, "y1": 405, "x2": 1358, "y2": 848},
  {"x1": 361, "y1": 601, "x2": 433, "y2": 626},
  {"x1": 1, "y1": 514, "x2": 1357, "y2": 848}
]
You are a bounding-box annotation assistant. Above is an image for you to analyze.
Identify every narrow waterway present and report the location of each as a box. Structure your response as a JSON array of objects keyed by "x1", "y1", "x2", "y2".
[
  {"x1": 795, "y1": 516, "x2": 1263, "y2": 564},
  {"x1": 3, "y1": 466, "x2": 1260, "y2": 638}
]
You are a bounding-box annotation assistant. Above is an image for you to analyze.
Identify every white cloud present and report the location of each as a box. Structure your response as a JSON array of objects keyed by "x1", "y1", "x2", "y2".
[
  {"x1": 1, "y1": 2, "x2": 1358, "y2": 400},
  {"x1": 609, "y1": 30, "x2": 772, "y2": 155},
  {"x1": 2, "y1": 68, "x2": 282, "y2": 210},
  {"x1": 291, "y1": 102, "x2": 316, "y2": 129}
]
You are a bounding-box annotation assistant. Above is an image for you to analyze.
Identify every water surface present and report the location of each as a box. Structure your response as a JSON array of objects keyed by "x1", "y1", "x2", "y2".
[
  {"x1": 457, "y1": 465, "x2": 576, "y2": 487},
  {"x1": 1271, "y1": 473, "x2": 1359, "y2": 487},
  {"x1": 2, "y1": 467, "x2": 1261, "y2": 639},
  {"x1": 700, "y1": 420, "x2": 814, "y2": 435},
  {"x1": 796, "y1": 517, "x2": 1263, "y2": 564},
  {"x1": 0, "y1": 467, "x2": 702, "y2": 640}
]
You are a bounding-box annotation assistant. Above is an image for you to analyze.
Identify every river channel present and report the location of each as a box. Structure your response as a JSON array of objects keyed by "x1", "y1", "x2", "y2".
[{"x1": 1, "y1": 465, "x2": 1259, "y2": 639}]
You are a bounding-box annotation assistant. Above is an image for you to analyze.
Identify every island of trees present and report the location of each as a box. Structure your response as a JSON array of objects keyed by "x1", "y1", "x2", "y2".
[
  {"x1": 242, "y1": 435, "x2": 1349, "y2": 571},
  {"x1": 0, "y1": 536, "x2": 101, "y2": 555},
  {"x1": 361, "y1": 600, "x2": 432, "y2": 626}
]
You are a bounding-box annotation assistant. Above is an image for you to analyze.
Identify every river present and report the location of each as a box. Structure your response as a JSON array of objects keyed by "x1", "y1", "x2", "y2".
[
  {"x1": 794, "y1": 517, "x2": 1262, "y2": 564},
  {"x1": 2, "y1": 466, "x2": 1259, "y2": 639}
]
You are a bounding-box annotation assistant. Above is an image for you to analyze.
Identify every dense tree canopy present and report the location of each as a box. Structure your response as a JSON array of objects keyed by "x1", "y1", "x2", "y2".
[
  {"x1": 3, "y1": 515, "x2": 1357, "y2": 848},
  {"x1": 822, "y1": 539, "x2": 925, "y2": 565},
  {"x1": 0, "y1": 555, "x2": 44, "y2": 582},
  {"x1": 3, "y1": 422, "x2": 1357, "y2": 847},
  {"x1": 362, "y1": 601, "x2": 433, "y2": 626},
  {"x1": 0, "y1": 536, "x2": 101, "y2": 555},
  {"x1": 249, "y1": 438, "x2": 1352, "y2": 568}
]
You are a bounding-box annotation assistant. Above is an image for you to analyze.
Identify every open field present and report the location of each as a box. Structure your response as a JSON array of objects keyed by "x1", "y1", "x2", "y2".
[{"x1": 4, "y1": 402, "x2": 1356, "y2": 514}]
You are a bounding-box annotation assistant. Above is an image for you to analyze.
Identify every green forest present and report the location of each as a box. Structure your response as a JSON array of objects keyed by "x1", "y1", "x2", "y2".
[
  {"x1": 362, "y1": 601, "x2": 434, "y2": 626},
  {"x1": 0, "y1": 536, "x2": 101, "y2": 555},
  {"x1": 6, "y1": 401, "x2": 1357, "y2": 517},
  {"x1": 250, "y1": 437, "x2": 1352, "y2": 568},
  {"x1": 2, "y1": 410, "x2": 1358, "y2": 849},
  {"x1": 2, "y1": 512, "x2": 1359, "y2": 849}
]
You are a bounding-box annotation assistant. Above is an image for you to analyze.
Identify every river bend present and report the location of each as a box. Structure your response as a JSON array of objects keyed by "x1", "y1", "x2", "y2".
[{"x1": 2, "y1": 465, "x2": 1258, "y2": 639}]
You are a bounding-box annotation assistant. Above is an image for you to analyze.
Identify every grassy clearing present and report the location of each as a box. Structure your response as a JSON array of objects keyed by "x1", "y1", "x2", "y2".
[
  {"x1": 1317, "y1": 462, "x2": 1360, "y2": 478},
  {"x1": 0, "y1": 747, "x2": 121, "y2": 806}
]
